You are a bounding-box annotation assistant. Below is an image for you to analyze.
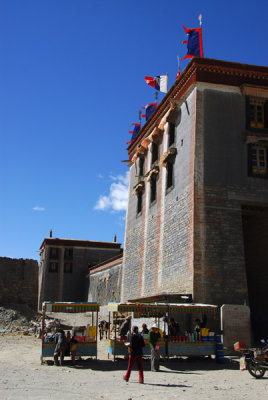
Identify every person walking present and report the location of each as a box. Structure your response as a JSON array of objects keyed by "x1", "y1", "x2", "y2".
[
  {"x1": 148, "y1": 324, "x2": 161, "y2": 371},
  {"x1": 123, "y1": 326, "x2": 145, "y2": 384}
]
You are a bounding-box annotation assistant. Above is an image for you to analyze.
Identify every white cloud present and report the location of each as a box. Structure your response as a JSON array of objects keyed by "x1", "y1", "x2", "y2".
[
  {"x1": 33, "y1": 206, "x2": 45, "y2": 211},
  {"x1": 94, "y1": 171, "x2": 129, "y2": 212}
]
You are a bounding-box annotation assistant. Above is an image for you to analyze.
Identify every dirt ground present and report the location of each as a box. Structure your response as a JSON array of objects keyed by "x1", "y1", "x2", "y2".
[{"x1": 0, "y1": 332, "x2": 268, "y2": 400}]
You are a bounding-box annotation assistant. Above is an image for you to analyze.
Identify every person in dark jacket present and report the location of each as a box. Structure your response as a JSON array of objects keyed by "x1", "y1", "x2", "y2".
[
  {"x1": 119, "y1": 316, "x2": 131, "y2": 337},
  {"x1": 123, "y1": 326, "x2": 145, "y2": 383},
  {"x1": 53, "y1": 329, "x2": 67, "y2": 366}
]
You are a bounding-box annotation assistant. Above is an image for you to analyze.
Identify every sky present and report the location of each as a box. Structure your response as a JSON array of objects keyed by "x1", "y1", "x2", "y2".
[{"x1": 0, "y1": 0, "x2": 267, "y2": 261}]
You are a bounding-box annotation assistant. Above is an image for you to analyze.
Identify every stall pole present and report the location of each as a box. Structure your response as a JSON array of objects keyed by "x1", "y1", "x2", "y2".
[
  {"x1": 108, "y1": 311, "x2": 111, "y2": 359},
  {"x1": 114, "y1": 312, "x2": 117, "y2": 362},
  {"x1": 96, "y1": 310, "x2": 98, "y2": 359}
]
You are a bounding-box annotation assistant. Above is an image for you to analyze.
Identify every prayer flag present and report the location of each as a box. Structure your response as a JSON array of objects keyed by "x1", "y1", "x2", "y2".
[
  {"x1": 141, "y1": 103, "x2": 157, "y2": 121},
  {"x1": 181, "y1": 25, "x2": 203, "y2": 61},
  {"x1": 127, "y1": 123, "x2": 141, "y2": 144},
  {"x1": 144, "y1": 75, "x2": 168, "y2": 93}
]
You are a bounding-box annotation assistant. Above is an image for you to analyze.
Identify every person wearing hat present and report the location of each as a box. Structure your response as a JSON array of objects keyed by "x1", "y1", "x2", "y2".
[
  {"x1": 141, "y1": 323, "x2": 149, "y2": 335},
  {"x1": 148, "y1": 324, "x2": 161, "y2": 371},
  {"x1": 123, "y1": 326, "x2": 145, "y2": 383}
]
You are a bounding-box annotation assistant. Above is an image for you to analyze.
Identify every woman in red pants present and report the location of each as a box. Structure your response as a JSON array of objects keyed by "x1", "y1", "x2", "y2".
[{"x1": 123, "y1": 326, "x2": 145, "y2": 383}]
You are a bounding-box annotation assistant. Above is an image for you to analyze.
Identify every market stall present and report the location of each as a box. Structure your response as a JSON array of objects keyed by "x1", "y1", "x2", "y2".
[
  {"x1": 40, "y1": 301, "x2": 99, "y2": 364},
  {"x1": 107, "y1": 302, "x2": 167, "y2": 360},
  {"x1": 107, "y1": 302, "x2": 218, "y2": 359},
  {"x1": 166, "y1": 303, "x2": 218, "y2": 357}
]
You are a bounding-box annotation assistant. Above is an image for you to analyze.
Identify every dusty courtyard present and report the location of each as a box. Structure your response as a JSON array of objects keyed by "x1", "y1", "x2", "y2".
[{"x1": 0, "y1": 333, "x2": 267, "y2": 400}]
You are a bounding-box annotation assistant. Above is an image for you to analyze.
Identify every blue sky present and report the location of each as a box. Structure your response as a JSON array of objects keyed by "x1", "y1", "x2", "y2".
[{"x1": 0, "y1": 0, "x2": 267, "y2": 261}]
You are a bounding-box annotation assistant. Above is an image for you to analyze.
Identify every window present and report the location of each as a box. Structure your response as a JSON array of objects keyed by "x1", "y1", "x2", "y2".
[
  {"x1": 64, "y1": 248, "x2": 73, "y2": 260},
  {"x1": 247, "y1": 97, "x2": 268, "y2": 129},
  {"x1": 139, "y1": 157, "x2": 144, "y2": 177},
  {"x1": 137, "y1": 191, "x2": 143, "y2": 214},
  {"x1": 64, "y1": 262, "x2": 72, "y2": 273},
  {"x1": 49, "y1": 262, "x2": 58, "y2": 272},
  {"x1": 150, "y1": 175, "x2": 157, "y2": 203},
  {"x1": 151, "y1": 142, "x2": 159, "y2": 165},
  {"x1": 168, "y1": 123, "x2": 175, "y2": 147},
  {"x1": 166, "y1": 161, "x2": 174, "y2": 189},
  {"x1": 50, "y1": 247, "x2": 58, "y2": 259},
  {"x1": 248, "y1": 145, "x2": 268, "y2": 177}
]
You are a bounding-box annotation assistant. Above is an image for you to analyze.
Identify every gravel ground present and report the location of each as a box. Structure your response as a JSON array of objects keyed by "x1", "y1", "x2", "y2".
[{"x1": 0, "y1": 333, "x2": 268, "y2": 400}]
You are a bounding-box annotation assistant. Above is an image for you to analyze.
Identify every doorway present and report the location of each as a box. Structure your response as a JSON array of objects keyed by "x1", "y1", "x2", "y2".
[{"x1": 242, "y1": 204, "x2": 268, "y2": 342}]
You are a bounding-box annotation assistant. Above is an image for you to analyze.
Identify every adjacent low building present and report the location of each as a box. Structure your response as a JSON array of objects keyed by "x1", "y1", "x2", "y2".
[{"x1": 38, "y1": 237, "x2": 122, "y2": 310}]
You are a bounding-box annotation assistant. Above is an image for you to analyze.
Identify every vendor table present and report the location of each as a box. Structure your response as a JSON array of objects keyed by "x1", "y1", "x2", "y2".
[{"x1": 40, "y1": 301, "x2": 99, "y2": 364}]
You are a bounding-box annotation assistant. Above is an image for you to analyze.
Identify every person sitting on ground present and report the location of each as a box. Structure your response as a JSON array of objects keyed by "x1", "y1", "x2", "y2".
[
  {"x1": 123, "y1": 326, "x2": 145, "y2": 384},
  {"x1": 53, "y1": 329, "x2": 66, "y2": 366}
]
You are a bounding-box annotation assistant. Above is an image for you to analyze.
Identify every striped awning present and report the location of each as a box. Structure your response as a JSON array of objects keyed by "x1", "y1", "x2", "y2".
[
  {"x1": 42, "y1": 302, "x2": 99, "y2": 313},
  {"x1": 107, "y1": 302, "x2": 217, "y2": 314}
]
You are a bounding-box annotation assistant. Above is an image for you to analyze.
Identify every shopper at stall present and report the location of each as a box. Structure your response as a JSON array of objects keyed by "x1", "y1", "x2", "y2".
[
  {"x1": 123, "y1": 326, "x2": 145, "y2": 383},
  {"x1": 119, "y1": 316, "x2": 131, "y2": 338},
  {"x1": 148, "y1": 324, "x2": 161, "y2": 371},
  {"x1": 69, "y1": 336, "x2": 78, "y2": 366},
  {"x1": 141, "y1": 323, "x2": 149, "y2": 335},
  {"x1": 53, "y1": 329, "x2": 67, "y2": 366}
]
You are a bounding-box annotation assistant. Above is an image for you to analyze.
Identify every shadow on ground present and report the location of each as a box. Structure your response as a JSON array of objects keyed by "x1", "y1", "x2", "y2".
[{"x1": 44, "y1": 356, "x2": 239, "y2": 372}]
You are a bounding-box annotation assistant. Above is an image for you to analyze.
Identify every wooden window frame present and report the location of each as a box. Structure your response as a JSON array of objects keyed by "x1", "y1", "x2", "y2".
[{"x1": 248, "y1": 144, "x2": 268, "y2": 178}]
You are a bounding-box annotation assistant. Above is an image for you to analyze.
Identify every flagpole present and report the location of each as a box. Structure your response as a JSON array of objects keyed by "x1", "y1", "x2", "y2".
[
  {"x1": 166, "y1": 73, "x2": 168, "y2": 92},
  {"x1": 139, "y1": 110, "x2": 142, "y2": 126},
  {"x1": 155, "y1": 91, "x2": 158, "y2": 105},
  {"x1": 198, "y1": 14, "x2": 204, "y2": 57}
]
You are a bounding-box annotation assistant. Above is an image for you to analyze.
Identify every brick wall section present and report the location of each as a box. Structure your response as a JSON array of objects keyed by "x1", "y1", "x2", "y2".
[
  {"x1": 0, "y1": 257, "x2": 38, "y2": 309},
  {"x1": 121, "y1": 89, "x2": 196, "y2": 301},
  {"x1": 88, "y1": 256, "x2": 123, "y2": 305}
]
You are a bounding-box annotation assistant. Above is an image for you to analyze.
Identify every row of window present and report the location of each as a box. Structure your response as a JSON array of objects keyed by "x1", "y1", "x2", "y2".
[
  {"x1": 135, "y1": 123, "x2": 176, "y2": 214},
  {"x1": 49, "y1": 247, "x2": 73, "y2": 260},
  {"x1": 49, "y1": 262, "x2": 72, "y2": 273}
]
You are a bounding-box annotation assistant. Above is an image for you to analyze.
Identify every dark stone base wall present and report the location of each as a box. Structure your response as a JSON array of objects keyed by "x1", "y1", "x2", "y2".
[
  {"x1": 0, "y1": 257, "x2": 38, "y2": 310},
  {"x1": 88, "y1": 263, "x2": 122, "y2": 306}
]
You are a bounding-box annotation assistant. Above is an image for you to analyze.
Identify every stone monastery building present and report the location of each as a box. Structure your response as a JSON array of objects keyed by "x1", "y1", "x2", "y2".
[{"x1": 121, "y1": 58, "x2": 268, "y2": 340}]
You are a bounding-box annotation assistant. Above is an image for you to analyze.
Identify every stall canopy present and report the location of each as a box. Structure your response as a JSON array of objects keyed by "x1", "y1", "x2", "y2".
[
  {"x1": 42, "y1": 302, "x2": 100, "y2": 313},
  {"x1": 107, "y1": 302, "x2": 217, "y2": 314}
]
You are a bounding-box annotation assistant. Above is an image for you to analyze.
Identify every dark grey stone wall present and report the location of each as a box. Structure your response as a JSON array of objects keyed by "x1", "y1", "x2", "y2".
[
  {"x1": 88, "y1": 262, "x2": 122, "y2": 305},
  {"x1": 0, "y1": 257, "x2": 38, "y2": 309}
]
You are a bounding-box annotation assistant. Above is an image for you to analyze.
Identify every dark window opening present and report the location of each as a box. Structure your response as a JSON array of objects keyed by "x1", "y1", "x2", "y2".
[
  {"x1": 248, "y1": 144, "x2": 268, "y2": 178},
  {"x1": 166, "y1": 162, "x2": 174, "y2": 189},
  {"x1": 137, "y1": 191, "x2": 143, "y2": 214},
  {"x1": 168, "y1": 123, "x2": 175, "y2": 147},
  {"x1": 49, "y1": 262, "x2": 58, "y2": 272},
  {"x1": 139, "y1": 157, "x2": 144, "y2": 176},
  {"x1": 64, "y1": 262, "x2": 72, "y2": 273},
  {"x1": 64, "y1": 248, "x2": 73, "y2": 260},
  {"x1": 151, "y1": 142, "x2": 158, "y2": 165},
  {"x1": 150, "y1": 176, "x2": 157, "y2": 203},
  {"x1": 50, "y1": 247, "x2": 59, "y2": 259}
]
